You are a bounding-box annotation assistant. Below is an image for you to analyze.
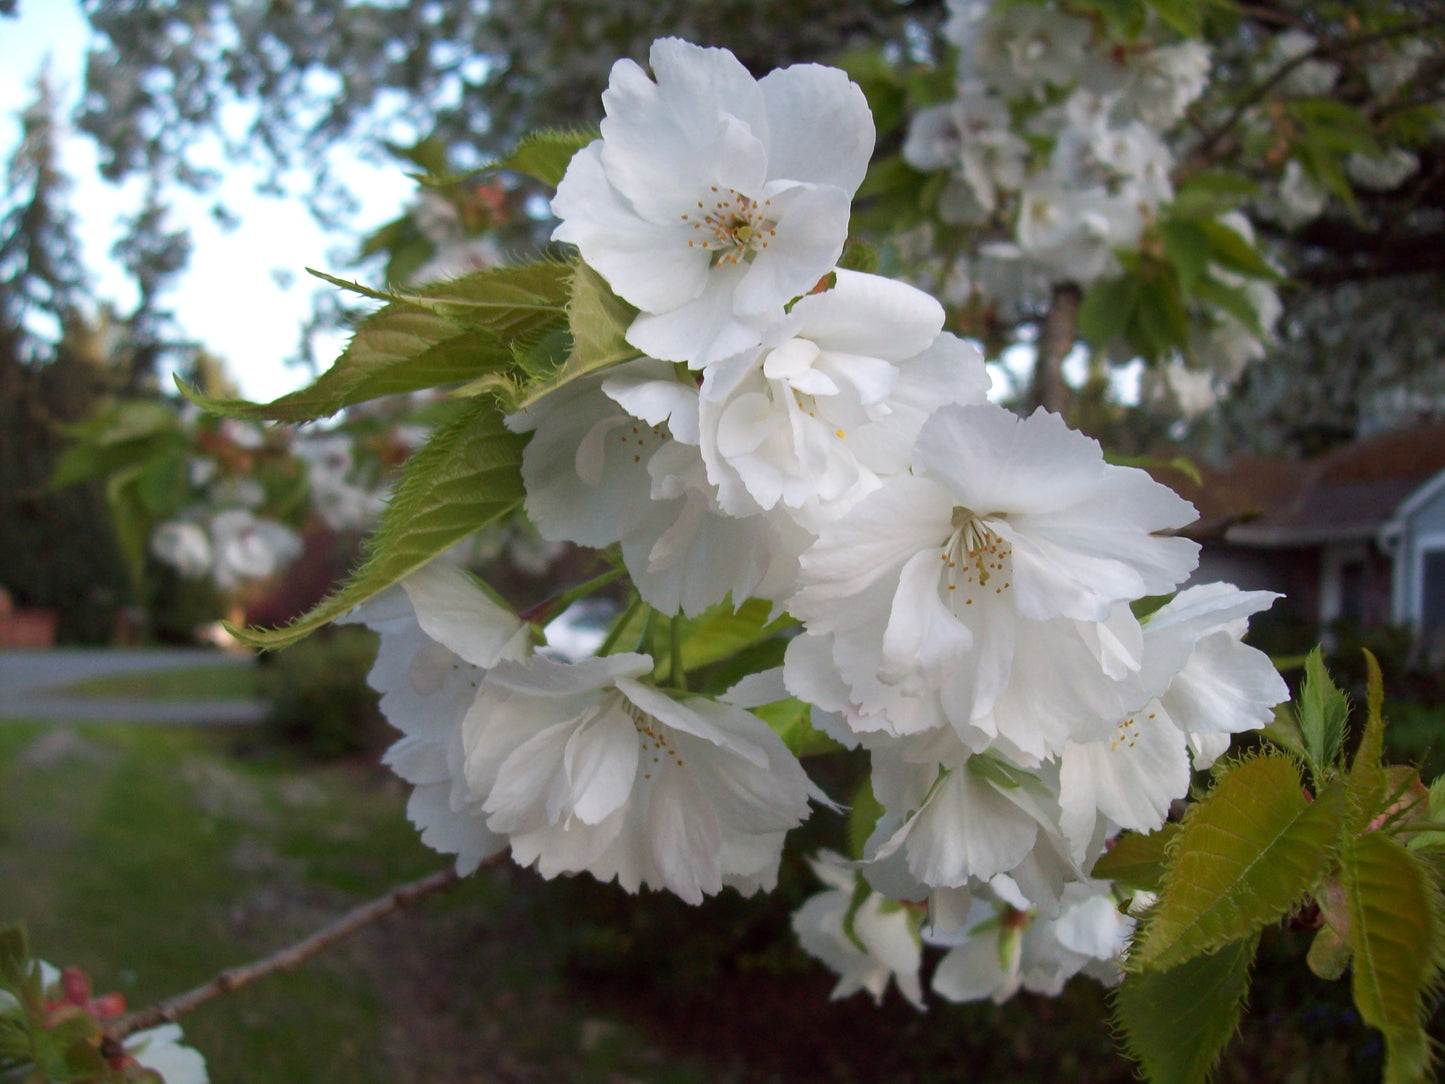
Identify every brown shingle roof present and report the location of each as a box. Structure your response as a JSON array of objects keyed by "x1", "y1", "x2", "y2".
[{"x1": 1224, "y1": 424, "x2": 1445, "y2": 546}]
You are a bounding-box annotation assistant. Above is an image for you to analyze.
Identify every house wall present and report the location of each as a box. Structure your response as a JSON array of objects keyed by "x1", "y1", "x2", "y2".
[
  {"x1": 1193, "y1": 542, "x2": 1321, "y2": 617},
  {"x1": 1396, "y1": 479, "x2": 1445, "y2": 642}
]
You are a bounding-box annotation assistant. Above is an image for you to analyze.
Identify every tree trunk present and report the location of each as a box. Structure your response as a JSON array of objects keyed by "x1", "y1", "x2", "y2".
[{"x1": 1031, "y1": 283, "x2": 1081, "y2": 416}]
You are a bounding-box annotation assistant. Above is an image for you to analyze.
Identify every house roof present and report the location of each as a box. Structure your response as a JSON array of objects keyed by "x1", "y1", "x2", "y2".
[{"x1": 1219, "y1": 424, "x2": 1445, "y2": 548}]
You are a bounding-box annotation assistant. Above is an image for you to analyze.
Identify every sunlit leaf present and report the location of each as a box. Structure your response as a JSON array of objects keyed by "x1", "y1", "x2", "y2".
[
  {"x1": 185, "y1": 263, "x2": 571, "y2": 423},
  {"x1": 1135, "y1": 756, "x2": 1344, "y2": 970},
  {"x1": 752, "y1": 698, "x2": 846, "y2": 758},
  {"x1": 1113, "y1": 934, "x2": 1258, "y2": 1084}
]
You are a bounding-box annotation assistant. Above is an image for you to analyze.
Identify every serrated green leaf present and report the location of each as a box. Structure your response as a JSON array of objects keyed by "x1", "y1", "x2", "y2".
[
  {"x1": 1113, "y1": 934, "x2": 1258, "y2": 1084},
  {"x1": 509, "y1": 262, "x2": 640, "y2": 412},
  {"x1": 752, "y1": 698, "x2": 845, "y2": 758},
  {"x1": 1092, "y1": 824, "x2": 1180, "y2": 893},
  {"x1": 187, "y1": 264, "x2": 571, "y2": 423},
  {"x1": 1078, "y1": 274, "x2": 1140, "y2": 348},
  {"x1": 1342, "y1": 831, "x2": 1440, "y2": 1084},
  {"x1": 1348, "y1": 670, "x2": 1389, "y2": 833},
  {"x1": 1299, "y1": 647, "x2": 1349, "y2": 781},
  {"x1": 229, "y1": 397, "x2": 526, "y2": 649},
  {"x1": 1135, "y1": 756, "x2": 1344, "y2": 970},
  {"x1": 491, "y1": 127, "x2": 598, "y2": 188}
]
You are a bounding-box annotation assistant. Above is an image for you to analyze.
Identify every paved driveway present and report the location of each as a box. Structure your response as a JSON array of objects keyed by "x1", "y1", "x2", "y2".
[{"x1": 0, "y1": 648, "x2": 265, "y2": 724}]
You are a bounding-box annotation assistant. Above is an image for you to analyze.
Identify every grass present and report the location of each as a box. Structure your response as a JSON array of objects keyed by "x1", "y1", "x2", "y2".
[
  {"x1": 0, "y1": 722, "x2": 726, "y2": 1084},
  {"x1": 62, "y1": 663, "x2": 262, "y2": 701}
]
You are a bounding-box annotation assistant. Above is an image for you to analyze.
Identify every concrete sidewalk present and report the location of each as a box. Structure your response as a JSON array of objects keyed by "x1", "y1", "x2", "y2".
[{"x1": 0, "y1": 648, "x2": 266, "y2": 724}]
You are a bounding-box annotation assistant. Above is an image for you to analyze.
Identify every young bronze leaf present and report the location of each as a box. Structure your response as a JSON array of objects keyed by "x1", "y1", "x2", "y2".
[
  {"x1": 229, "y1": 396, "x2": 526, "y2": 649},
  {"x1": 1113, "y1": 934, "x2": 1258, "y2": 1084},
  {"x1": 1135, "y1": 756, "x2": 1343, "y2": 970},
  {"x1": 1342, "y1": 831, "x2": 1441, "y2": 1084}
]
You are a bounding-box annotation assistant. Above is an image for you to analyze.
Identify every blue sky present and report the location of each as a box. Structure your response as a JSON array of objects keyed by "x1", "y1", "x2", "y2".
[{"x1": 0, "y1": 1, "x2": 413, "y2": 403}]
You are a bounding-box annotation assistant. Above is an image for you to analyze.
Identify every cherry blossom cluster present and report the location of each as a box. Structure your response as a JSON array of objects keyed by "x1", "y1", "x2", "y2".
[{"x1": 346, "y1": 38, "x2": 1288, "y2": 1007}]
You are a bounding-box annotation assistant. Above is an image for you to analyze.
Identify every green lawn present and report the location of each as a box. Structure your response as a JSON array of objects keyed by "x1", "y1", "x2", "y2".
[
  {"x1": 0, "y1": 723, "x2": 724, "y2": 1084},
  {"x1": 62, "y1": 663, "x2": 262, "y2": 701}
]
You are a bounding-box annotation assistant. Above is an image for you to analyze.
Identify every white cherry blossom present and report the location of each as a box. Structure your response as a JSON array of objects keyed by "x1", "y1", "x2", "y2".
[
  {"x1": 792, "y1": 850, "x2": 926, "y2": 1009},
  {"x1": 551, "y1": 37, "x2": 873, "y2": 367},
  {"x1": 512, "y1": 359, "x2": 807, "y2": 615},
  {"x1": 699, "y1": 269, "x2": 990, "y2": 531},
  {"x1": 340, "y1": 562, "x2": 530, "y2": 875},
  {"x1": 461, "y1": 652, "x2": 810, "y2": 903},
  {"x1": 1058, "y1": 584, "x2": 1289, "y2": 855},
  {"x1": 790, "y1": 403, "x2": 1198, "y2": 737},
  {"x1": 930, "y1": 877, "x2": 1132, "y2": 1003}
]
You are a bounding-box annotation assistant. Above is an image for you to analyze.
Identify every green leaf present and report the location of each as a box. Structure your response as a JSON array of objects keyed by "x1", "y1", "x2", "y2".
[
  {"x1": 0, "y1": 926, "x2": 27, "y2": 991},
  {"x1": 838, "y1": 240, "x2": 879, "y2": 275},
  {"x1": 1348, "y1": 666, "x2": 1389, "y2": 833},
  {"x1": 1169, "y1": 170, "x2": 1261, "y2": 218},
  {"x1": 508, "y1": 261, "x2": 641, "y2": 412},
  {"x1": 187, "y1": 263, "x2": 572, "y2": 423},
  {"x1": 847, "y1": 777, "x2": 884, "y2": 862},
  {"x1": 1142, "y1": 0, "x2": 1202, "y2": 36},
  {"x1": 1113, "y1": 934, "x2": 1258, "y2": 1084},
  {"x1": 1092, "y1": 824, "x2": 1180, "y2": 893},
  {"x1": 1135, "y1": 756, "x2": 1344, "y2": 970},
  {"x1": 1298, "y1": 647, "x2": 1349, "y2": 781},
  {"x1": 965, "y1": 753, "x2": 1036, "y2": 790},
  {"x1": 1288, "y1": 100, "x2": 1382, "y2": 158},
  {"x1": 492, "y1": 127, "x2": 598, "y2": 188},
  {"x1": 1307, "y1": 922, "x2": 1352, "y2": 981},
  {"x1": 1078, "y1": 274, "x2": 1140, "y2": 349},
  {"x1": 752, "y1": 698, "x2": 845, "y2": 758},
  {"x1": 677, "y1": 597, "x2": 795, "y2": 672},
  {"x1": 1342, "y1": 831, "x2": 1440, "y2": 1084},
  {"x1": 1132, "y1": 270, "x2": 1191, "y2": 360},
  {"x1": 1161, "y1": 220, "x2": 1211, "y2": 292},
  {"x1": 1190, "y1": 276, "x2": 1265, "y2": 337},
  {"x1": 229, "y1": 396, "x2": 526, "y2": 649},
  {"x1": 1197, "y1": 219, "x2": 1280, "y2": 281}
]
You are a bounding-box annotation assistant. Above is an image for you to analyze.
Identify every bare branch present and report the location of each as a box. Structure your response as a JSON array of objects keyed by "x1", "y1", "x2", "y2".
[{"x1": 103, "y1": 859, "x2": 495, "y2": 1042}]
